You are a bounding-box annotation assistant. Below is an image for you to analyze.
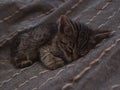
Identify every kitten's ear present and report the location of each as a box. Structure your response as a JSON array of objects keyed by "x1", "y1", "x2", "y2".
[
  {"x1": 58, "y1": 15, "x2": 74, "y2": 36},
  {"x1": 94, "y1": 30, "x2": 115, "y2": 43}
]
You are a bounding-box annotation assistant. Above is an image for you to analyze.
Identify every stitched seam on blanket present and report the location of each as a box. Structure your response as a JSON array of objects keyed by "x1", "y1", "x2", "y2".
[
  {"x1": 14, "y1": 70, "x2": 49, "y2": 90},
  {"x1": 0, "y1": 64, "x2": 35, "y2": 87},
  {"x1": 110, "y1": 83, "x2": 120, "y2": 90},
  {"x1": 74, "y1": 0, "x2": 113, "y2": 21},
  {"x1": 65, "y1": 0, "x2": 83, "y2": 15},
  {"x1": 98, "y1": 7, "x2": 120, "y2": 29},
  {"x1": 0, "y1": 0, "x2": 80, "y2": 23},
  {"x1": 86, "y1": 2, "x2": 111, "y2": 25},
  {"x1": 14, "y1": 63, "x2": 75, "y2": 90}
]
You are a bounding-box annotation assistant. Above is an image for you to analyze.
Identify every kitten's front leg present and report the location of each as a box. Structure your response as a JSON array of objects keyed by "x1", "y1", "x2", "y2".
[
  {"x1": 39, "y1": 47, "x2": 65, "y2": 70},
  {"x1": 42, "y1": 56, "x2": 65, "y2": 70}
]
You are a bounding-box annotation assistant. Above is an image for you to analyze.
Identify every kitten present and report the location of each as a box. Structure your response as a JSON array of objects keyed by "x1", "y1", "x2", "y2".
[{"x1": 11, "y1": 15, "x2": 112, "y2": 70}]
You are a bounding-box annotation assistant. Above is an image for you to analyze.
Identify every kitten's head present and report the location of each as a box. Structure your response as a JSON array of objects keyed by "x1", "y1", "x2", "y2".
[{"x1": 55, "y1": 15, "x2": 111, "y2": 63}]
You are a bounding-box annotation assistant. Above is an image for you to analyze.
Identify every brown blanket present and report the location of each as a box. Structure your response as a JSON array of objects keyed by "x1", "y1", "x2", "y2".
[{"x1": 0, "y1": 0, "x2": 120, "y2": 90}]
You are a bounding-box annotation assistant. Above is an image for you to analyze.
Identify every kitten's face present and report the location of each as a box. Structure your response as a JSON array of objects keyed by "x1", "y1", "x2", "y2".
[
  {"x1": 56, "y1": 15, "x2": 89, "y2": 62},
  {"x1": 54, "y1": 15, "x2": 111, "y2": 63}
]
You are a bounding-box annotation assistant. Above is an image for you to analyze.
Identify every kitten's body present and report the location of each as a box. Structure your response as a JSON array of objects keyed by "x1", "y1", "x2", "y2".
[
  {"x1": 11, "y1": 15, "x2": 112, "y2": 70},
  {"x1": 11, "y1": 22, "x2": 58, "y2": 69}
]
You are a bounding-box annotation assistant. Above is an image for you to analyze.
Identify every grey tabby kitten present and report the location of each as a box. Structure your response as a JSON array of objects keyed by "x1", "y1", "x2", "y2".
[{"x1": 11, "y1": 15, "x2": 112, "y2": 70}]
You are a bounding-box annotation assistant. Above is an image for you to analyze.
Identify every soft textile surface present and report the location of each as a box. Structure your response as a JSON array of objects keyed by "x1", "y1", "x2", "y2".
[{"x1": 0, "y1": 0, "x2": 120, "y2": 90}]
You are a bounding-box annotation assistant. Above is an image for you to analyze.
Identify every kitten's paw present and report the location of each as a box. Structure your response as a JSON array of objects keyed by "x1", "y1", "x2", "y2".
[
  {"x1": 13, "y1": 59, "x2": 33, "y2": 68},
  {"x1": 46, "y1": 58, "x2": 65, "y2": 70}
]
